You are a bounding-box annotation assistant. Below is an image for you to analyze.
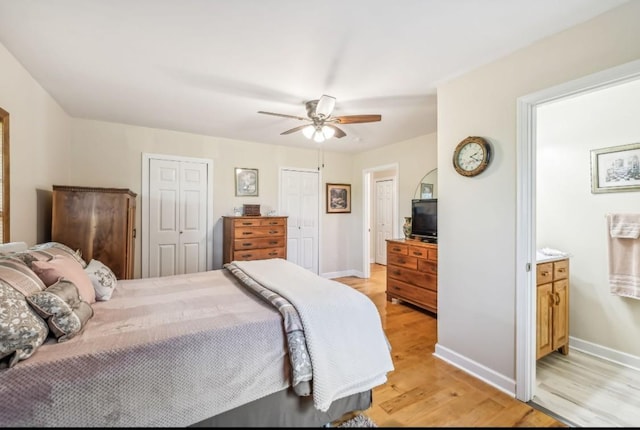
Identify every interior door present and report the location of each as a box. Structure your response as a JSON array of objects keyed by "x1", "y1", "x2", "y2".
[
  {"x1": 280, "y1": 168, "x2": 319, "y2": 274},
  {"x1": 375, "y1": 179, "x2": 394, "y2": 265},
  {"x1": 146, "y1": 157, "x2": 209, "y2": 277}
]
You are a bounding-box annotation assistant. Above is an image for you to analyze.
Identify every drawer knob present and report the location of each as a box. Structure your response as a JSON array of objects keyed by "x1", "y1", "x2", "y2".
[
  {"x1": 242, "y1": 242, "x2": 253, "y2": 246},
  {"x1": 269, "y1": 241, "x2": 278, "y2": 245},
  {"x1": 557, "y1": 268, "x2": 566, "y2": 273},
  {"x1": 541, "y1": 271, "x2": 550, "y2": 276},
  {"x1": 241, "y1": 254, "x2": 253, "y2": 258},
  {"x1": 413, "y1": 252, "x2": 423, "y2": 256},
  {"x1": 242, "y1": 232, "x2": 253, "y2": 236},
  {"x1": 392, "y1": 247, "x2": 401, "y2": 252}
]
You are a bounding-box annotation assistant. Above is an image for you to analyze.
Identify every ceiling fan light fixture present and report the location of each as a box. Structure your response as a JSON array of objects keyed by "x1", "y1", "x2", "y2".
[
  {"x1": 313, "y1": 128, "x2": 326, "y2": 143},
  {"x1": 302, "y1": 125, "x2": 315, "y2": 139},
  {"x1": 321, "y1": 125, "x2": 335, "y2": 139}
]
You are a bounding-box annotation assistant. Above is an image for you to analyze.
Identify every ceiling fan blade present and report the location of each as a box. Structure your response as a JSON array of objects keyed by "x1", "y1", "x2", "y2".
[
  {"x1": 315, "y1": 95, "x2": 336, "y2": 118},
  {"x1": 258, "y1": 111, "x2": 309, "y2": 122},
  {"x1": 334, "y1": 114, "x2": 382, "y2": 124},
  {"x1": 325, "y1": 124, "x2": 346, "y2": 138},
  {"x1": 280, "y1": 124, "x2": 311, "y2": 135}
]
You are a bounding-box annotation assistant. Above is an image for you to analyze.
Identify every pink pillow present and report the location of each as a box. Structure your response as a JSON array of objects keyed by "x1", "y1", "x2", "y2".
[{"x1": 31, "y1": 255, "x2": 96, "y2": 304}]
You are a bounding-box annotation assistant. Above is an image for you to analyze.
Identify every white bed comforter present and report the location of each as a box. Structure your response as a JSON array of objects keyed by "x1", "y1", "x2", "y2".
[{"x1": 232, "y1": 258, "x2": 394, "y2": 412}]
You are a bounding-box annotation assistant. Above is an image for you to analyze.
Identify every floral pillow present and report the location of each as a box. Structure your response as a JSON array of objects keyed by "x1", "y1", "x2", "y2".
[
  {"x1": 26, "y1": 279, "x2": 93, "y2": 343},
  {"x1": 0, "y1": 282, "x2": 49, "y2": 368},
  {"x1": 84, "y1": 259, "x2": 118, "y2": 301}
]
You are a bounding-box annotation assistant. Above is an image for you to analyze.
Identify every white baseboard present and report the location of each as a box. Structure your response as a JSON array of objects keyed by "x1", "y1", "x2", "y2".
[
  {"x1": 322, "y1": 269, "x2": 364, "y2": 279},
  {"x1": 434, "y1": 342, "x2": 516, "y2": 397},
  {"x1": 569, "y1": 336, "x2": 640, "y2": 371}
]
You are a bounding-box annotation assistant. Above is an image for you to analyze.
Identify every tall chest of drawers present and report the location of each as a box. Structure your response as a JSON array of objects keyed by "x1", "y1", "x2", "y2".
[
  {"x1": 386, "y1": 238, "x2": 438, "y2": 314},
  {"x1": 222, "y1": 216, "x2": 288, "y2": 264}
]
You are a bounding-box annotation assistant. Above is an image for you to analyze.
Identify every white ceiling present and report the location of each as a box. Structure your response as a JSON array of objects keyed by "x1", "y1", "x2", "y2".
[{"x1": 0, "y1": 0, "x2": 628, "y2": 153}]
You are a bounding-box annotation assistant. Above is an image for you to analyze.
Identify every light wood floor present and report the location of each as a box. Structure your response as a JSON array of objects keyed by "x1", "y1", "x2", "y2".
[
  {"x1": 534, "y1": 349, "x2": 640, "y2": 427},
  {"x1": 334, "y1": 264, "x2": 565, "y2": 427}
]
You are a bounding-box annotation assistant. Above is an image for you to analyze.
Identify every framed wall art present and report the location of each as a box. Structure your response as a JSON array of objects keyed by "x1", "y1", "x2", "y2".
[
  {"x1": 326, "y1": 183, "x2": 351, "y2": 213},
  {"x1": 235, "y1": 167, "x2": 259, "y2": 196},
  {"x1": 420, "y1": 183, "x2": 433, "y2": 199},
  {"x1": 590, "y1": 143, "x2": 640, "y2": 193}
]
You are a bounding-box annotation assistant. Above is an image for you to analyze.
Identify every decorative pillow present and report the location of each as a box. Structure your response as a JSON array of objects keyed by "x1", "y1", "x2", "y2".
[
  {"x1": 0, "y1": 257, "x2": 46, "y2": 296},
  {"x1": 0, "y1": 282, "x2": 49, "y2": 368},
  {"x1": 84, "y1": 259, "x2": 118, "y2": 301},
  {"x1": 26, "y1": 279, "x2": 93, "y2": 342},
  {"x1": 31, "y1": 255, "x2": 96, "y2": 304},
  {"x1": 28, "y1": 242, "x2": 87, "y2": 268}
]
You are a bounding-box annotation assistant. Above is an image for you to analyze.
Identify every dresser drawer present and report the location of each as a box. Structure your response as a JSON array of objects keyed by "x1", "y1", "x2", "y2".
[
  {"x1": 387, "y1": 279, "x2": 437, "y2": 310},
  {"x1": 233, "y1": 237, "x2": 285, "y2": 250},
  {"x1": 259, "y1": 218, "x2": 286, "y2": 227},
  {"x1": 417, "y1": 259, "x2": 437, "y2": 275},
  {"x1": 387, "y1": 265, "x2": 437, "y2": 291},
  {"x1": 407, "y1": 245, "x2": 429, "y2": 259},
  {"x1": 387, "y1": 242, "x2": 409, "y2": 256},
  {"x1": 233, "y1": 247, "x2": 285, "y2": 261},
  {"x1": 234, "y1": 225, "x2": 285, "y2": 239},
  {"x1": 387, "y1": 253, "x2": 418, "y2": 270},
  {"x1": 233, "y1": 218, "x2": 263, "y2": 228}
]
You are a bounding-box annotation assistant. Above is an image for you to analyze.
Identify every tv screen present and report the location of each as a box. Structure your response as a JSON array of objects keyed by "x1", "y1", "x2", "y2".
[{"x1": 411, "y1": 199, "x2": 437, "y2": 242}]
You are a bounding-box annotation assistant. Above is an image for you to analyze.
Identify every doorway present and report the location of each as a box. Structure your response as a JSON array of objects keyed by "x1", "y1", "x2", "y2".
[
  {"x1": 362, "y1": 163, "x2": 399, "y2": 278},
  {"x1": 515, "y1": 59, "x2": 640, "y2": 402}
]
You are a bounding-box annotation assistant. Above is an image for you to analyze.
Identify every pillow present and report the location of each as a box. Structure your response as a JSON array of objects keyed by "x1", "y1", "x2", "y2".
[
  {"x1": 84, "y1": 259, "x2": 118, "y2": 301},
  {"x1": 28, "y1": 242, "x2": 87, "y2": 268},
  {"x1": 0, "y1": 282, "x2": 49, "y2": 368},
  {"x1": 0, "y1": 257, "x2": 46, "y2": 296},
  {"x1": 26, "y1": 279, "x2": 93, "y2": 342},
  {"x1": 31, "y1": 255, "x2": 96, "y2": 304}
]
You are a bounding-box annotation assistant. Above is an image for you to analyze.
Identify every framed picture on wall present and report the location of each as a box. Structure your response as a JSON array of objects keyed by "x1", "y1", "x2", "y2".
[
  {"x1": 326, "y1": 183, "x2": 351, "y2": 213},
  {"x1": 590, "y1": 143, "x2": 640, "y2": 193},
  {"x1": 420, "y1": 183, "x2": 433, "y2": 199},
  {"x1": 235, "y1": 167, "x2": 259, "y2": 196}
]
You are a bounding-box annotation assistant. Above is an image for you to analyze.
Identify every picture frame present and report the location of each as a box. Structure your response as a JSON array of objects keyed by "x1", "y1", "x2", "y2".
[
  {"x1": 326, "y1": 183, "x2": 351, "y2": 213},
  {"x1": 590, "y1": 143, "x2": 640, "y2": 194},
  {"x1": 420, "y1": 183, "x2": 433, "y2": 199},
  {"x1": 235, "y1": 167, "x2": 259, "y2": 197}
]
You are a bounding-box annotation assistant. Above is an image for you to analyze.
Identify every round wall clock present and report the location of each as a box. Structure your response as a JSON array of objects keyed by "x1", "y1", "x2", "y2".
[{"x1": 452, "y1": 136, "x2": 492, "y2": 177}]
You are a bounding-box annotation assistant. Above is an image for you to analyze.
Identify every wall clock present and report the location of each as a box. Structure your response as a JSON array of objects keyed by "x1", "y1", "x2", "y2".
[{"x1": 452, "y1": 136, "x2": 492, "y2": 177}]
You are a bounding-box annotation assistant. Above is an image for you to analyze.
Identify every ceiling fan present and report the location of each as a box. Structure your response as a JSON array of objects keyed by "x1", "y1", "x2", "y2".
[{"x1": 258, "y1": 95, "x2": 381, "y2": 143}]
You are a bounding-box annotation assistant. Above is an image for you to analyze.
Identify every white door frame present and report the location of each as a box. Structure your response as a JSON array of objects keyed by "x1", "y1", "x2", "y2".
[
  {"x1": 515, "y1": 59, "x2": 640, "y2": 401},
  {"x1": 362, "y1": 163, "x2": 399, "y2": 278},
  {"x1": 141, "y1": 153, "x2": 214, "y2": 278}
]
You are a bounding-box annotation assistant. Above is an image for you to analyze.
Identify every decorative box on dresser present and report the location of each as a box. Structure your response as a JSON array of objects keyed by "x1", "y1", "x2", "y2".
[
  {"x1": 385, "y1": 238, "x2": 438, "y2": 314},
  {"x1": 536, "y1": 257, "x2": 570, "y2": 360},
  {"x1": 51, "y1": 185, "x2": 137, "y2": 280},
  {"x1": 222, "y1": 216, "x2": 287, "y2": 264}
]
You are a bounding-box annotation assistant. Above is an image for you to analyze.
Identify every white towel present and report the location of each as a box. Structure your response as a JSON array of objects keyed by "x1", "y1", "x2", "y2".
[
  {"x1": 606, "y1": 214, "x2": 640, "y2": 299},
  {"x1": 609, "y1": 213, "x2": 640, "y2": 239}
]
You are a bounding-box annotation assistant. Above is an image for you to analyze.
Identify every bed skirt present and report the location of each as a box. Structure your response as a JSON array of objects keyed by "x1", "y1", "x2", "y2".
[{"x1": 190, "y1": 388, "x2": 372, "y2": 427}]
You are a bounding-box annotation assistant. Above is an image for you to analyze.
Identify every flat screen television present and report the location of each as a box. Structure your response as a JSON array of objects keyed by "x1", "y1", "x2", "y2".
[{"x1": 411, "y1": 198, "x2": 437, "y2": 243}]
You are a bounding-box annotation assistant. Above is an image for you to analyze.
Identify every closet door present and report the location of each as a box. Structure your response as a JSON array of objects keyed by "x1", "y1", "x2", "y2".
[
  {"x1": 280, "y1": 168, "x2": 319, "y2": 274},
  {"x1": 145, "y1": 157, "x2": 209, "y2": 277}
]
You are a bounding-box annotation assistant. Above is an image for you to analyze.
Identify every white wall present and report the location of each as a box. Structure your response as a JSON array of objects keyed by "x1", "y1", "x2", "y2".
[
  {"x1": 537, "y1": 78, "x2": 640, "y2": 357},
  {"x1": 435, "y1": 1, "x2": 640, "y2": 393},
  {"x1": 0, "y1": 43, "x2": 71, "y2": 245}
]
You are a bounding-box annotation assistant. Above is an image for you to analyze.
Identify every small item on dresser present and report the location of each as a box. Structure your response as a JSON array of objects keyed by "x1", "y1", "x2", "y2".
[{"x1": 243, "y1": 204, "x2": 261, "y2": 216}]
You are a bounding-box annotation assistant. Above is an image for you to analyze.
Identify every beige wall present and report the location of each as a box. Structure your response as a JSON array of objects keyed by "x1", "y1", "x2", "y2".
[
  {"x1": 436, "y1": 1, "x2": 640, "y2": 390},
  {"x1": 537, "y1": 78, "x2": 640, "y2": 357},
  {"x1": 0, "y1": 43, "x2": 71, "y2": 245}
]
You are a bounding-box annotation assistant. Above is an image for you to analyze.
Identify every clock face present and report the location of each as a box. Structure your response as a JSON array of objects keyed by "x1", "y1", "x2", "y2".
[
  {"x1": 453, "y1": 136, "x2": 491, "y2": 177},
  {"x1": 457, "y1": 142, "x2": 484, "y2": 171}
]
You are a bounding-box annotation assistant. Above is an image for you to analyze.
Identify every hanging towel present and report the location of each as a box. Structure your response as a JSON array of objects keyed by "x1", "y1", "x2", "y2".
[{"x1": 606, "y1": 213, "x2": 640, "y2": 299}]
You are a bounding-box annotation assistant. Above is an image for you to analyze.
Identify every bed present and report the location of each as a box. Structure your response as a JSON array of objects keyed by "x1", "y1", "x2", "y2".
[{"x1": 0, "y1": 243, "x2": 394, "y2": 427}]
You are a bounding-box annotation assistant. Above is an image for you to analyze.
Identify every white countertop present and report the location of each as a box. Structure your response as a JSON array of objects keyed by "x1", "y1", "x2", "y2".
[{"x1": 536, "y1": 250, "x2": 569, "y2": 263}]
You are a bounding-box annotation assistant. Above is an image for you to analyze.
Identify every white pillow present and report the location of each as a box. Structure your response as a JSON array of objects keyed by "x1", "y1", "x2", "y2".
[{"x1": 84, "y1": 259, "x2": 118, "y2": 301}]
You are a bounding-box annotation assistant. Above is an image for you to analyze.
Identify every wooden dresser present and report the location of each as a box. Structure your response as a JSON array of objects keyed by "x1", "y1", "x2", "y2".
[
  {"x1": 51, "y1": 185, "x2": 137, "y2": 279},
  {"x1": 385, "y1": 238, "x2": 438, "y2": 314},
  {"x1": 536, "y1": 257, "x2": 570, "y2": 360},
  {"x1": 222, "y1": 216, "x2": 287, "y2": 264}
]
